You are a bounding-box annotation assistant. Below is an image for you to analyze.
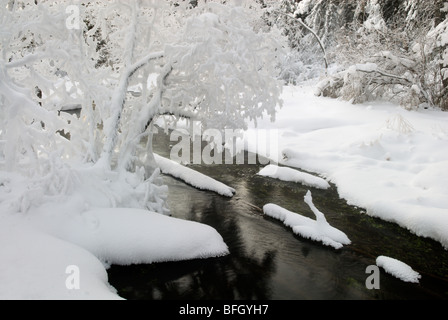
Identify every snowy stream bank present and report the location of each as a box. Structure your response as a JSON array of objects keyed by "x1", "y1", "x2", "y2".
[
  {"x1": 1, "y1": 84, "x2": 447, "y2": 300},
  {"x1": 246, "y1": 85, "x2": 448, "y2": 250}
]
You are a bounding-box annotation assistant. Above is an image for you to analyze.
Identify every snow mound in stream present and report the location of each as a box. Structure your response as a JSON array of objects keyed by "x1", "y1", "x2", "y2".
[
  {"x1": 258, "y1": 164, "x2": 330, "y2": 189},
  {"x1": 155, "y1": 154, "x2": 236, "y2": 197},
  {"x1": 376, "y1": 256, "x2": 421, "y2": 283},
  {"x1": 263, "y1": 191, "x2": 351, "y2": 249}
]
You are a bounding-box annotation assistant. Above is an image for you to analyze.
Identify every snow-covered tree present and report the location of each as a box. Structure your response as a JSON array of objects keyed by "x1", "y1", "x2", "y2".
[
  {"x1": 257, "y1": 0, "x2": 331, "y2": 84},
  {"x1": 262, "y1": 0, "x2": 447, "y2": 110},
  {"x1": 0, "y1": 0, "x2": 285, "y2": 214},
  {"x1": 92, "y1": 0, "x2": 285, "y2": 172},
  {"x1": 311, "y1": 0, "x2": 448, "y2": 110}
]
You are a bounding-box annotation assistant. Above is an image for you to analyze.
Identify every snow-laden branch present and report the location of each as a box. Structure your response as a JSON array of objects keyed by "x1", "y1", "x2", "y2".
[
  {"x1": 5, "y1": 52, "x2": 46, "y2": 69},
  {"x1": 155, "y1": 154, "x2": 236, "y2": 197},
  {"x1": 354, "y1": 65, "x2": 412, "y2": 86},
  {"x1": 98, "y1": 2, "x2": 164, "y2": 168},
  {"x1": 100, "y1": 51, "x2": 165, "y2": 165},
  {"x1": 128, "y1": 51, "x2": 165, "y2": 78},
  {"x1": 274, "y1": 10, "x2": 328, "y2": 74},
  {"x1": 5, "y1": 49, "x2": 71, "y2": 69},
  {"x1": 0, "y1": 67, "x2": 65, "y2": 170},
  {"x1": 117, "y1": 63, "x2": 172, "y2": 171}
]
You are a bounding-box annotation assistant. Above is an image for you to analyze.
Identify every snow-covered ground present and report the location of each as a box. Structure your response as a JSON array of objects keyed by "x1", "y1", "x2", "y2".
[
  {"x1": 0, "y1": 164, "x2": 229, "y2": 299},
  {"x1": 1, "y1": 83, "x2": 447, "y2": 299},
  {"x1": 247, "y1": 85, "x2": 448, "y2": 250},
  {"x1": 0, "y1": 205, "x2": 228, "y2": 300}
]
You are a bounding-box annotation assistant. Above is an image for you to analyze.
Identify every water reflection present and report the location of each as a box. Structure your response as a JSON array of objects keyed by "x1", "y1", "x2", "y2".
[{"x1": 109, "y1": 179, "x2": 277, "y2": 300}]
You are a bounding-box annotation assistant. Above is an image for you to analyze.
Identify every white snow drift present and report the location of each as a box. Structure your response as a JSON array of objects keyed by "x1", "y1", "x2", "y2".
[
  {"x1": 0, "y1": 206, "x2": 229, "y2": 300},
  {"x1": 32, "y1": 207, "x2": 230, "y2": 266},
  {"x1": 0, "y1": 161, "x2": 230, "y2": 300},
  {"x1": 0, "y1": 216, "x2": 122, "y2": 300},
  {"x1": 263, "y1": 191, "x2": 351, "y2": 249}
]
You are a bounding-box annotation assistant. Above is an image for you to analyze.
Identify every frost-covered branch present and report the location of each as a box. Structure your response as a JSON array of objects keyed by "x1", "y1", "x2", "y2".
[
  {"x1": 99, "y1": 51, "x2": 165, "y2": 167},
  {"x1": 355, "y1": 66, "x2": 413, "y2": 86},
  {"x1": 128, "y1": 51, "x2": 165, "y2": 78},
  {"x1": 99, "y1": 3, "x2": 167, "y2": 167},
  {"x1": 117, "y1": 62, "x2": 172, "y2": 172},
  {"x1": 274, "y1": 10, "x2": 328, "y2": 74}
]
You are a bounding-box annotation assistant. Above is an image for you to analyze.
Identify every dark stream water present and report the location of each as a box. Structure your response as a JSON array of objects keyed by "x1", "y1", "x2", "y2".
[{"x1": 108, "y1": 130, "x2": 448, "y2": 300}]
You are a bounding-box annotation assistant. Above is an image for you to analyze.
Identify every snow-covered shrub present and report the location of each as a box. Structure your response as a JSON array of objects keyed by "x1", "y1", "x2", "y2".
[
  {"x1": 316, "y1": 59, "x2": 422, "y2": 108},
  {"x1": 277, "y1": 50, "x2": 327, "y2": 85},
  {"x1": 0, "y1": 0, "x2": 285, "y2": 215},
  {"x1": 259, "y1": 1, "x2": 331, "y2": 84},
  {"x1": 269, "y1": 0, "x2": 447, "y2": 109},
  {"x1": 316, "y1": 0, "x2": 448, "y2": 110}
]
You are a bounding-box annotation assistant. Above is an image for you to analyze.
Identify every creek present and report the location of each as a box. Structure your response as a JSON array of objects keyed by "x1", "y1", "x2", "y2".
[{"x1": 108, "y1": 129, "x2": 448, "y2": 300}]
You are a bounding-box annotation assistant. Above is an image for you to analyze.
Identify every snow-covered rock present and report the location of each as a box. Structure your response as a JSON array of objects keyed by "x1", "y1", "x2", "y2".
[{"x1": 258, "y1": 164, "x2": 330, "y2": 189}]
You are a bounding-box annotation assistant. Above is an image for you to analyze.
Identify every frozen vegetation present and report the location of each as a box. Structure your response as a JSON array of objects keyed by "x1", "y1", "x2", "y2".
[{"x1": 0, "y1": 0, "x2": 283, "y2": 299}]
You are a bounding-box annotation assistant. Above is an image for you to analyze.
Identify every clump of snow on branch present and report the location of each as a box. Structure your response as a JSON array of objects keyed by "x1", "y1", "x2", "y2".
[{"x1": 263, "y1": 191, "x2": 351, "y2": 249}]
